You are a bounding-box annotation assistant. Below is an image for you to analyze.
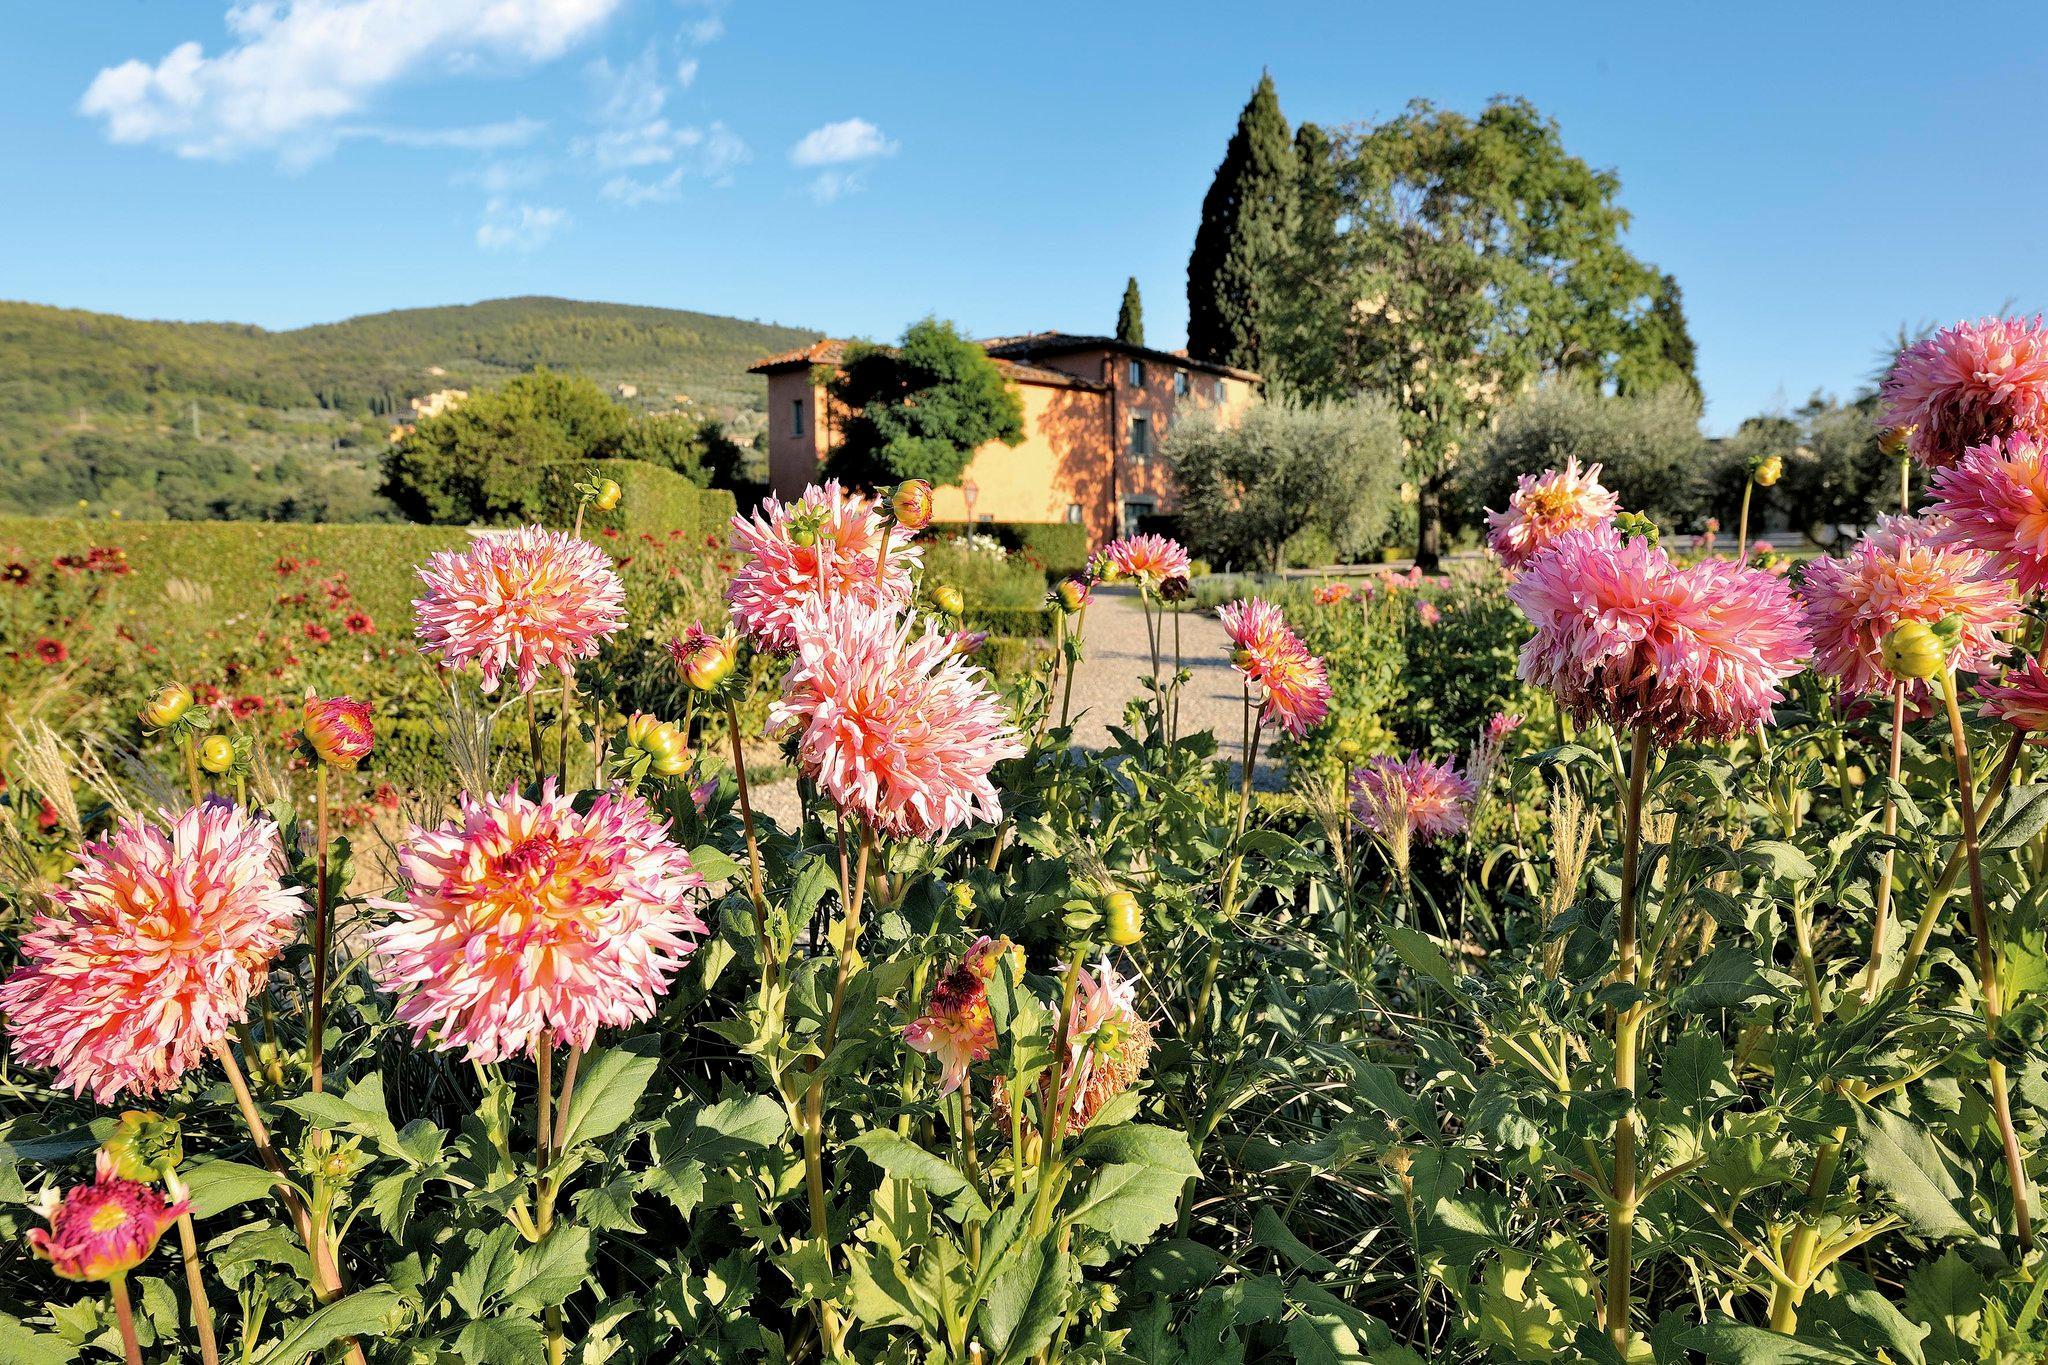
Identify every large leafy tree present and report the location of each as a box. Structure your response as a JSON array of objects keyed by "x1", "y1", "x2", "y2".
[
  {"x1": 1306, "y1": 98, "x2": 1669, "y2": 566},
  {"x1": 1116, "y1": 277, "x2": 1145, "y2": 346},
  {"x1": 1186, "y1": 73, "x2": 1297, "y2": 373},
  {"x1": 1461, "y1": 379, "x2": 1709, "y2": 531},
  {"x1": 381, "y1": 368, "x2": 628, "y2": 523},
  {"x1": 1614, "y1": 273, "x2": 1701, "y2": 400},
  {"x1": 617, "y1": 410, "x2": 748, "y2": 489},
  {"x1": 1167, "y1": 396, "x2": 1404, "y2": 570},
  {"x1": 825, "y1": 318, "x2": 1024, "y2": 488}
]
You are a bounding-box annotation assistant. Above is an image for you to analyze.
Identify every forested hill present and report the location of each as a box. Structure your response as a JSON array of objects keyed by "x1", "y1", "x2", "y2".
[{"x1": 0, "y1": 296, "x2": 819, "y2": 522}]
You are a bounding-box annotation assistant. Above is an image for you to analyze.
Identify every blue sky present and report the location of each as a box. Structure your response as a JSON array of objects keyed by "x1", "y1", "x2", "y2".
[{"x1": 1, "y1": 1, "x2": 2043, "y2": 432}]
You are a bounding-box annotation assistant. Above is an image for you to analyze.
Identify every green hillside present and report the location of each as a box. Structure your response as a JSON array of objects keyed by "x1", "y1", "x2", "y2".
[{"x1": 0, "y1": 296, "x2": 818, "y2": 522}]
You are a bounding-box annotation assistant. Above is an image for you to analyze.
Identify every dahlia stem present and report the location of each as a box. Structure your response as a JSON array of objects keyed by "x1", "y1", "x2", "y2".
[
  {"x1": 1058, "y1": 603, "x2": 1088, "y2": 731},
  {"x1": 1605, "y1": 724, "x2": 1652, "y2": 1355},
  {"x1": 1034, "y1": 952, "x2": 1086, "y2": 1238},
  {"x1": 532, "y1": 1030, "x2": 569, "y2": 1365},
  {"x1": 309, "y1": 764, "x2": 331, "y2": 1098},
  {"x1": 173, "y1": 1204, "x2": 221, "y2": 1365},
  {"x1": 1188, "y1": 690, "x2": 1261, "y2": 1043},
  {"x1": 182, "y1": 737, "x2": 202, "y2": 806},
  {"x1": 1171, "y1": 603, "x2": 1184, "y2": 745},
  {"x1": 1735, "y1": 478, "x2": 1754, "y2": 562},
  {"x1": 553, "y1": 1045, "x2": 582, "y2": 1159},
  {"x1": 108, "y1": 1274, "x2": 141, "y2": 1365},
  {"x1": 558, "y1": 671, "x2": 575, "y2": 788},
  {"x1": 873, "y1": 524, "x2": 891, "y2": 587},
  {"x1": 526, "y1": 691, "x2": 544, "y2": 775},
  {"x1": 723, "y1": 698, "x2": 775, "y2": 982},
  {"x1": 1860, "y1": 684, "x2": 1909, "y2": 1004},
  {"x1": 1942, "y1": 671, "x2": 2033, "y2": 1246},
  {"x1": 534, "y1": 1032, "x2": 555, "y2": 1168}
]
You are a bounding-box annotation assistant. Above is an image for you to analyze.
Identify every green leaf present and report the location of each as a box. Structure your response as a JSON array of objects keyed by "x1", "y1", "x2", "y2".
[
  {"x1": 1066, "y1": 1122, "x2": 1198, "y2": 1177},
  {"x1": 1902, "y1": 1249, "x2": 1989, "y2": 1362},
  {"x1": 688, "y1": 842, "x2": 742, "y2": 886},
  {"x1": 1064, "y1": 1160, "x2": 1185, "y2": 1245},
  {"x1": 253, "y1": 1287, "x2": 403, "y2": 1365},
  {"x1": 848, "y1": 1130, "x2": 989, "y2": 1221},
  {"x1": 1854, "y1": 1105, "x2": 1975, "y2": 1241},
  {"x1": 1985, "y1": 783, "x2": 2048, "y2": 851},
  {"x1": 1743, "y1": 840, "x2": 1816, "y2": 883},
  {"x1": 454, "y1": 1317, "x2": 547, "y2": 1365},
  {"x1": 0, "y1": 1315, "x2": 76, "y2": 1365},
  {"x1": 1383, "y1": 924, "x2": 1464, "y2": 1001},
  {"x1": 506, "y1": 1225, "x2": 592, "y2": 1311},
  {"x1": 1251, "y1": 1206, "x2": 1335, "y2": 1273},
  {"x1": 450, "y1": 1225, "x2": 523, "y2": 1317},
  {"x1": 556, "y1": 1036, "x2": 660, "y2": 1151},
  {"x1": 1674, "y1": 1317, "x2": 1859, "y2": 1362},
  {"x1": 981, "y1": 1247, "x2": 1073, "y2": 1364},
  {"x1": 1668, "y1": 944, "x2": 1780, "y2": 1015},
  {"x1": 182, "y1": 1159, "x2": 285, "y2": 1220}
]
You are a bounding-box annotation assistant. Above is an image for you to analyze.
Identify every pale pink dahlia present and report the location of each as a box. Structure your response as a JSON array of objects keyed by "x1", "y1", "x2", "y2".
[
  {"x1": 1217, "y1": 597, "x2": 1332, "y2": 738},
  {"x1": 30, "y1": 1161, "x2": 188, "y2": 1282},
  {"x1": 1485, "y1": 458, "x2": 1622, "y2": 570},
  {"x1": 770, "y1": 596, "x2": 1022, "y2": 840},
  {"x1": 1881, "y1": 316, "x2": 2048, "y2": 467},
  {"x1": 1509, "y1": 528, "x2": 1811, "y2": 745},
  {"x1": 1090, "y1": 534, "x2": 1192, "y2": 588},
  {"x1": 725, "y1": 481, "x2": 919, "y2": 652},
  {"x1": 1927, "y1": 434, "x2": 2048, "y2": 594},
  {"x1": 413, "y1": 526, "x2": 626, "y2": 693},
  {"x1": 1351, "y1": 753, "x2": 1477, "y2": 846},
  {"x1": 373, "y1": 783, "x2": 706, "y2": 1063},
  {"x1": 1979, "y1": 658, "x2": 2048, "y2": 735},
  {"x1": 0, "y1": 802, "x2": 305, "y2": 1103},
  {"x1": 1062, "y1": 956, "x2": 1153, "y2": 1128},
  {"x1": 1799, "y1": 515, "x2": 2018, "y2": 698}
]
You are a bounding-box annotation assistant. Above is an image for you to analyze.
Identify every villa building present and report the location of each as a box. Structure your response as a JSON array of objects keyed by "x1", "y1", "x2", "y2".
[{"x1": 749, "y1": 333, "x2": 1259, "y2": 541}]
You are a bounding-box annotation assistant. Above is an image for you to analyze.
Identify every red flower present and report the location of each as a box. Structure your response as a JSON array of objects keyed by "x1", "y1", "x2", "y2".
[
  {"x1": 231, "y1": 695, "x2": 264, "y2": 719},
  {"x1": 274, "y1": 556, "x2": 300, "y2": 576},
  {"x1": 3, "y1": 561, "x2": 29, "y2": 587},
  {"x1": 344, "y1": 611, "x2": 375, "y2": 635},
  {"x1": 36, "y1": 799, "x2": 58, "y2": 831},
  {"x1": 602, "y1": 527, "x2": 620, "y2": 539},
  {"x1": 34, "y1": 638, "x2": 67, "y2": 665},
  {"x1": 303, "y1": 623, "x2": 332, "y2": 645}
]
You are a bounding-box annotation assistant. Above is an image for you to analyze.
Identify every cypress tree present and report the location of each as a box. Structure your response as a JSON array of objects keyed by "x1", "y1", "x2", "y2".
[
  {"x1": 1651, "y1": 274, "x2": 1701, "y2": 400},
  {"x1": 1115, "y1": 277, "x2": 1145, "y2": 346},
  {"x1": 1186, "y1": 73, "x2": 1296, "y2": 373}
]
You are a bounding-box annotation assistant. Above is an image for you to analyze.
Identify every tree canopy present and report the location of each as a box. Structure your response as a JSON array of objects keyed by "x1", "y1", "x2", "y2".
[
  {"x1": 1186, "y1": 74, "x2": 1297, "y2": 374},
  {"x1": 824, "y1": 319, "x2": 1025, "y2": 489},
  {"x1": 1116, "y1": 277, "x2": 1145, "y2": 346}
]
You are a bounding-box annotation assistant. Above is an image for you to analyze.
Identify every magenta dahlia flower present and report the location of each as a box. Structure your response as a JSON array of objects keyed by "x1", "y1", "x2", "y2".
[
  {"x1": 1927, "y1": 433, "x2": 2048, "y2": 594},
  {"x1": 725, "y1": 481, "x2": 919, "y2": 652},
  {"x1": 413, "y1": 527, "x2": 626, "y2": 694},
  {"x1": 373, "y1": 783, "x2": 706, "y2": 1063},
  {"x1": 1800, "y1": 515, "x2": 2018, "y2": 698},
  {"x1": 1351, "y1": 753, "x2": 1478, "y2": 846},
  {"x1": 1881, "y1": 316, "x2": 2048, "y2": 467},
  {"x1": 0, "y1": 802, "x2": 305, "y2": 1103},
  {"x1": 1090, "y1": 534, "x2": 1192, "y2": 588},
  {"x1": 1485, "y1": 458, "x2": 1622, "y2": 570},
  {"x1": 1509, "y1": 528, "x2": 1811, "y2": 745},
  {"x1": 30, "y1": 1162, "x2": 189, "y2": 1282},
  {"x1": 771, "y1": 596, "x2": 1022, "y2": 840},
  {"x1": 1217, "y1": 597, "x2": 1332, "y2": 738}
]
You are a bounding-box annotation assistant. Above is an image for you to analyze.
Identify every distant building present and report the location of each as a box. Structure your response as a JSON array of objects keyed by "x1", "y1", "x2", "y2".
[
  {"x1": 409, "y1": 389, "x2": 467, "y2": 419},
  {"x1": 615, "y1": 382, "x2": 639, "y2": 399},
  {"x1": 748, "y1": 333, "x2": 1257, "y2": 541}
]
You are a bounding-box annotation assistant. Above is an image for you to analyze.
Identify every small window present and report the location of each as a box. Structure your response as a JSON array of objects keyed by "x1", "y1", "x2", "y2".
[
  {"x1": 1214, "y1": 377, "x2": 1228, "y2": 401},
  {"x1": 1175, "y1": 371, "x2": 1189, "y2": 397},
  {"x1": 1065, "y1": 503, "x2": 1084, "y2": 524},
  {"x1": 1128, "y1": 359, "x2": 1143, "y2": 387},
  {"x1": 1129, "y1": 415, "x2": 1151, "y2": 458},
  {"x1": 790, "y1": 398, "x2": 804, "y2": 437}
]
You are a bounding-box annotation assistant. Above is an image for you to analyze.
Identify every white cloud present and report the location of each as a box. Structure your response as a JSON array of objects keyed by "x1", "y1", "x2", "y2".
[
  {"x1": 789, "y1": 117, "x2": 896, "y2": 167},
  {"x1": 455, "y1": 158, "x2": 549, "y2": 193},
  {"x1": 80, "y1": 0, "x2": 623, "y2": 161},
  {"x1": 575, "y1": 50, "x2": 747, "y2": 201},
  {"x1": 807, "y1": 170, "x2": 863, "y2": 203},
  {"x1": 602, "y1": 168, "x2": 683, "y2": 205},
  {"x1": 476, "y1": 198, "x2": 566, "y2": 251},
  {"x1": 354, "y1": 118, "x2": 545, "y2": 151},
  {"x1": 686, "y1": 15, "x2": 725, "y2": 44},
  {"x1": 675, "y1": 58, "x2": 699, "y2": 88}
]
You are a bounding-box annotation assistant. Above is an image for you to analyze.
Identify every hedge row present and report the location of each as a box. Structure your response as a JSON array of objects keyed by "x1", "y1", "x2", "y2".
[
  {"x1": 931, "y1": 520, "x2": 1091, "y2": 576},
  {"x1": 538, "y1": 459, "x2": 737, "y2": 545}
]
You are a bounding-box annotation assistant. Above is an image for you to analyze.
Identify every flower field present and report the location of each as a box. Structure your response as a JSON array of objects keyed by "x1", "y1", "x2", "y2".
[{"x1": 10, "y1": 317, "x2": 2048, "y2": 1364}]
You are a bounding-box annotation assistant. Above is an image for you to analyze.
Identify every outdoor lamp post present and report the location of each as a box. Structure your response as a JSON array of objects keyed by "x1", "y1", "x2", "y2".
[{"x1": 962, "y1": 478, "x2": 979, "y2": 524}]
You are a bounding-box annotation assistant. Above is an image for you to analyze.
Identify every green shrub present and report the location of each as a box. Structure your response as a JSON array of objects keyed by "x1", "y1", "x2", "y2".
[
  {"x1": 537, "y1": 459, "x2": 737, "y2": 546},
  {"x1": 930, "y1": 521, "x2": 1090, "y2": 577},
  {"x1": 961, "y1": 604, "x2": 1056, "y2": 639},
  {"x1": 920, "y1": 537, "x2": 1052, "y2": 613}
]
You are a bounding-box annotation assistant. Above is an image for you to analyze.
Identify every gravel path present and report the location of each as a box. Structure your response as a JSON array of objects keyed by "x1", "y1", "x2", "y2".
[{"x1": 751, "y1": 584, "x2": 1269, "y2": 826}]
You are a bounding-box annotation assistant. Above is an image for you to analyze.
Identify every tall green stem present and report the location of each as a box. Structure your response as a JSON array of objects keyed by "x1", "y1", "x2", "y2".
[
  {"x1": 1735, "y1": 478, "x2": 1754, "y2": 562},
  {"x1": 309, "y1": 764, "x2": 330, "y2": 1096},
  {"x1": 723, "y1": 698, "x2": 775, "y2": 984},
  {"x1": 1860, "y1": 685, "x2": 1909, "y2": 1003},
  {"x1": 108, "y1": 1275, "x2": 142, "y2": 1365},
  {"x1": 1605, "y1": 725, "x2": 1651, "y2": 1355}
]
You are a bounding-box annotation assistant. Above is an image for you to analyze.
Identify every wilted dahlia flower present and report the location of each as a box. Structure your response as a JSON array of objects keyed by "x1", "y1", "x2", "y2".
[
  {"x1": 413, "y1": 526, "x2": 626, "y2": 693},
  {"x1": 1352, "y1": 753, "x2": 1478, "y2": 846},
  {"x1": 1062, "y1": 957, "x2": 1154, "y2": 1128},
  {"x1": 770, "y1": 596, "x2": 1022, "y2": 840},
  {"x1": 1799, "y1": 515, "x2": 2018, "y2": 697},
  {"x1": 373, "y1": 783, "x2": 706, "y2": 1063},
  {"x1": 726, "y1": 481, "x2": 919, "y2": 652},
  {"x1": 1485, "y1": 458, "x2": 1622, "y2": 570},
  {"x1": 1217, "y1": 597, "x2": 1332, "y2": 738},
  {"x1": 1090, "y1": 534, "x2": 1192, "y2": 588},
  {"x1": 1980, "y1": 658, "x2": 2048, "y2": 734},
  {"x1": 1881, "y1": 316, "x2": 2048, "y2": 467},
  {"x1": 29, "y1": 1161, "x2": 188, "y2": 1282},
  {"x1": 903, "y1": 949, "x2": 999, "y2": 1095},
  {"x1": 0, "y1": 802, "x2": 304, "y2": 1103},
  {"x1": 1509, "y1": 528, "x2": 1811, "y2": 745},
  {"x1": 1927, "y1": 434, "x2": 2048, "y2": 594}
]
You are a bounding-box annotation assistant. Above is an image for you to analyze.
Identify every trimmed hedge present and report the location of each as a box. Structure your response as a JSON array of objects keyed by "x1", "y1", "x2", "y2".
[
  {"x1": 931, "y1": 520, "x2": 1091, "y2": 576},
  {"x1": 538, "y1": 459, "x2": 738, "y2": 545},
  {"x1": 962, "y1": 604, "x2": 1057, "y2": 639}
]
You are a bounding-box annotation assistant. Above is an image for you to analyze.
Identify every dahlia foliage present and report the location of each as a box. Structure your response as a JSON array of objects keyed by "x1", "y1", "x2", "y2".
[{"x1": 413, "y1": 525, "x2": 626, "y2": 693}]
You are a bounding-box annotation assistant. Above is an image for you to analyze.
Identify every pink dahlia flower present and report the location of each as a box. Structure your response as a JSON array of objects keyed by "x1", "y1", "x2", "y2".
[
  {"x1": 30, "y1": 1161, "x2": 188, "y2": 1282},
  {"x1": 1062, "y1": 956, "x2": 1153, "y2": 1128},
  {"x1": 373, "y1": 783, "x2": 706, "y2": 1063},
  {"x1": 1217, "y1": 597, "x2": 1332, "y2": 738},
  {"x1": 1090, "y1": 534, "x2": 1192, "y2": 588},
  {"x1": 770, "y1": 596, "x2": 1022, "y2": 840},
  {"x1": 0, "y1": 802, "x2": 305, "y2": 1102},
  {"x1": 1485, "y1": 458, "x2": 1622, "y2": 570},
  {"x1": 903, "y1": 954, "x2": 997, "y2": 1095},
  {"x1": 725, "y1": 481, "x2": 919, "y2": 652},
  {"x1": 1927, "y1": 433, "x2": 2048, "y2": 594},
  {"x1": 413, "y1": 526, "x2": 626, "y2": 694},
  {"x1": 1979, "y1": 657, "x2": 2048, "y2": 735},
  {"x1": 302, "y1": 693, "x2": 375, "y2": 769},
  {"x1": 1881, "y1": 316, "x2": 2048, "y2": 467},
  {"x1": 1799, "y1": 515, "x2": 2018, "y2": 698},
  {"x1": 1351, "y1": 753, "x2": 1478, "y2": 846},
  {"x1": 1509, "y1": 528, "x2": 1811, "y2": 745}
]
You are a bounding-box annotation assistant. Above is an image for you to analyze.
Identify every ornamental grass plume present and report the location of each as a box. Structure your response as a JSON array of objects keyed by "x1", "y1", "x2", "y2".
[
  {"x1": 1508, "y1": 527, "x2": 1811, "y2": 746},
  {"x1": 1484, "y1": 457, "x2": 1622, "y2": 570},
  {"x1": 1880, "y1": 315, "x2": 2048, "y2": 467},
  {"x1": 1799, "y1": 514, "x2": 2019, "y2": 699},
  {"x1": 1927, "y1": 433, "x2": 2048, "y2": 594},
  {"x1": 725, "y1": 481, "x2": 919, "y2": 652},
  {"x1": 1217, "y1": 597, "x2": 1332, "y2": 738},
  {"x1": 1979, "y1": 657, "x2": 2048, "y2": 734},
  {"x1": 413, "y1": 526, "x2": 626, "y2": 694},
  {"x1": 770, "y1": 595, "x2": 1022, "y2": 841},
  {"x1": 0, "y1": 801, "x2": 304, "y2": 1103},
  {"x1": 1089, "y1": 534, "x2": 1192, "y2": 588},
  {"x1": 373, "y1": 782, "x2": 706, "y2": 1064},
  {"x1": 29, "y1": 1159, "x2": 188, "y2": 1282},
  {"x1": 1351, "y1": 752, "x2": 1478, "y2": 849}
]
